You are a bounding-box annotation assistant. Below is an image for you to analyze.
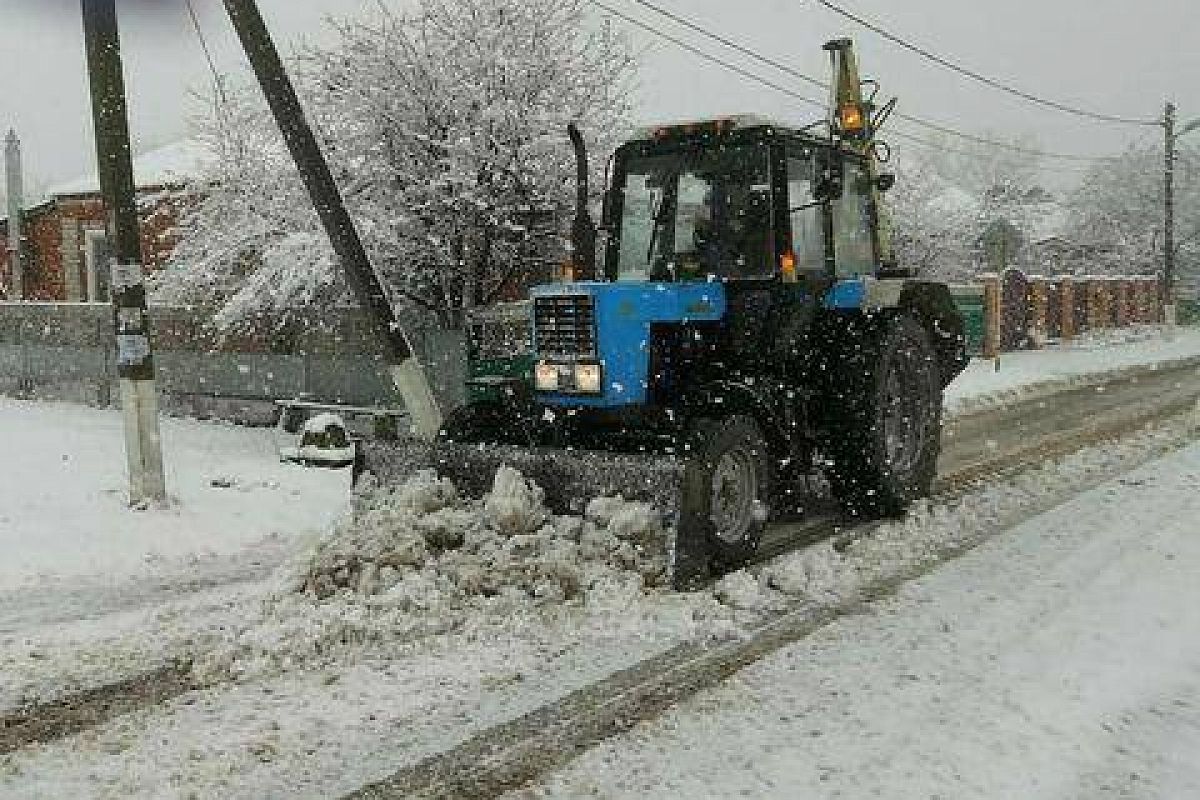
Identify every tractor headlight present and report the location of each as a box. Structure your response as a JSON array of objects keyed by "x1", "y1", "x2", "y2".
[
  {"x1": 534, "y1": 361, "x2": 560, "y2": 391},
  {"x1": 574, "y1": 362, "x2": 602, "y2": 394}
]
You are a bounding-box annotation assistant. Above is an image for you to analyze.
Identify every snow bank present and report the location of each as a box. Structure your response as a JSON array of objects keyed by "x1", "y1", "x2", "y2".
[
  {"x1": 754, "y1": 412, "x2": 1200, "y2": 616},
  {"x1": 198, "y1": 397, "x2": 1200, "y2": 685},
  {"x1": 195, "y1": 467, "x2": 672, "y2": 681},
  {"x1": 946, "y1": 325, "x2": 1200, "y2": 417}
]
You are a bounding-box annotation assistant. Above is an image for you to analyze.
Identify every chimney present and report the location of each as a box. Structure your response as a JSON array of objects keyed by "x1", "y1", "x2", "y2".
[{"x1": 4, "y1": 129, "x2": 23, "y2": 300}]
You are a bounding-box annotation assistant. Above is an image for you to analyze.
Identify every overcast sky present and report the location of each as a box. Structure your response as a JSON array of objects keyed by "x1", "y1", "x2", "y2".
[{"x1": 2, "y1": 0, "x2": 1198, "y2": 194}]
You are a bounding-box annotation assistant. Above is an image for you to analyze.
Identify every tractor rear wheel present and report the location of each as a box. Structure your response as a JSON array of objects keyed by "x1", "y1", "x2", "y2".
[
  {"x1": 822, "y1": 313, "x2": 942, "y2": 519},
  {"x1": 679, "y1": 415, "x2": 773, "y2": 573}
]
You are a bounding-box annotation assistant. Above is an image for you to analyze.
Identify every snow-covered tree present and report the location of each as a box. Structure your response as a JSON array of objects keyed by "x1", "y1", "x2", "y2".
[
  {"x1": 156, "y1": 0, "x2": 636, "y2": 329},
  {"x1": 885, "y1": 154, "x2": 978, "y2": 281},
  {"x1": 920, "y1": 131, "x2": 1045, "y2": 197},
  {"x1": 1065, "y1": 143, "x2": 1200, "y2": 286}
]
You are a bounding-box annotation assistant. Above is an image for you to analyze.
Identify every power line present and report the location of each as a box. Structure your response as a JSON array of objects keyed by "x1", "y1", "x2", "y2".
[
  {"x1": 814, "y1": 0, "x2": 1161, "y2": 128},
  {"x1": 618, "y1": 0, "x2": 827, "y2": 93},
  {"x1": 591, "y1": 0, "x2": 827, "y2": 113},
  {"x1": 185, "y1": 0, "x2": 227, "y2": 104},
  {"x1": 612, "y1": 0, "x2": 1119, "y2": 163}
]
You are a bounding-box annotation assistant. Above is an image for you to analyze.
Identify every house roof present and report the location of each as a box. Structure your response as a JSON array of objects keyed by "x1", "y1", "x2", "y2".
[
  {"x1": 2, "y1": 138, "x2": 206, "y2": 226},
  {"x1": 44, "y1": 138, "x2": 207, "y2": 198}
]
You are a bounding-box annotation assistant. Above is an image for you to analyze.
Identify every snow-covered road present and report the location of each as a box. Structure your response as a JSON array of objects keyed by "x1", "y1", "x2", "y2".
[
  {"x1": 517, "y1": 442, "x2": 1200, "y2": 800},
  {"x1": 0, "y1": 329, "x2": 1198, "y2": 797}
]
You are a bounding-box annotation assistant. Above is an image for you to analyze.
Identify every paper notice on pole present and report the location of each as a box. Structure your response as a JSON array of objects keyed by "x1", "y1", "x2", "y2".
[
  {"x1": 116, "y1": 333, "x2": 151, "y2": 367},
  {"x1": 111, "y1": 262, "x2": 144, "y2": 292},
  {"x1": 117, "y1": 306, "x2": 144, "y2": 334}
]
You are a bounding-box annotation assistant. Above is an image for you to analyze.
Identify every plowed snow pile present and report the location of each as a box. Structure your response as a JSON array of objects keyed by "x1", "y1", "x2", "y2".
[{"x1": 195, "y1": 467, "x2": 673, "y2": 681}]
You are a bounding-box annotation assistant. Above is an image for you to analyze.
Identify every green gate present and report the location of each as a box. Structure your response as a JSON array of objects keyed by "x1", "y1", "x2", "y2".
[{"x1": 950, "y1": 284, "x2": 986, "y2": 356}]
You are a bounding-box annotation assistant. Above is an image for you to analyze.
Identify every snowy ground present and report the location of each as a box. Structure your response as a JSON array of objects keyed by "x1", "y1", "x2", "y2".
[
  {"x1": 0, "y1": 399, "x2": 348, "y2": 707},
  {"x1": 0, "y1": 327, "x2": 1198, "y2": 797},
  {"x1": 0, "y1": 399, "x2": 348, "y2": 592},
  {"x1": 0, "y1": 404, "x2": 1195, "y2": 796},
  {"x1": 944, "y1": 325, "x2": 1200, "y2": 415},
  {"x1": 515, "y1": 440, "x2": 1200, "y2": 800}
]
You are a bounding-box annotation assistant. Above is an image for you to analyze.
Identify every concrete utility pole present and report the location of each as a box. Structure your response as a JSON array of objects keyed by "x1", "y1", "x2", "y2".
[
  {"x1": 3, "y1": 129, "x2": 23, "y2": 300},
  {"x1": 1164, "y1": 102, "x2": 1177, "y2": 330},
  {"x1": 82, "y1": 0, "x2": 167, "y2": 507},
  {"x1": 1164, "y1": 102, "x2": 1200, "y2": 332}
]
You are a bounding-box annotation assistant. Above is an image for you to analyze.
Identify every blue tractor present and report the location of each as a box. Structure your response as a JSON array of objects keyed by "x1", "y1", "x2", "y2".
[{"x1": 363, "y1": 39, "x2": 967, "y2": 586}]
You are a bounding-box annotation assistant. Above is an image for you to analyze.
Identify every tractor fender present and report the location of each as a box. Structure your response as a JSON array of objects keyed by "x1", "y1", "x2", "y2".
[{"x1": 898, "y1": 281, "x2": 968, "y2": 387}]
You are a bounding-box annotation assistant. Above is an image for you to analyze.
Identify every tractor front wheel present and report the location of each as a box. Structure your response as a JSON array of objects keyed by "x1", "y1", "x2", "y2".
[{"x1": 679, "y1": 415, "x2": 773, "y2": 575}]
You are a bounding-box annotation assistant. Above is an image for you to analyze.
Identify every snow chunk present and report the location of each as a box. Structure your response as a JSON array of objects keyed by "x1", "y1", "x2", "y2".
[
  {"x1": 197, "y1": 469, "x2": 673, "y2": 681},
  {"x1": 484, "y1": 466, "x2": 548, "y2": 534}
]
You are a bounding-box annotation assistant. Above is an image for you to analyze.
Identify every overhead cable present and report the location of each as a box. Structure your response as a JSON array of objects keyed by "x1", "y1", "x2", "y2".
[
  {"x1": 814, "y1": 0, "x2": 1161, "y2": 127},
  {"x1": 613, "y1": 0, "x2": 1119, "y2": 162}
]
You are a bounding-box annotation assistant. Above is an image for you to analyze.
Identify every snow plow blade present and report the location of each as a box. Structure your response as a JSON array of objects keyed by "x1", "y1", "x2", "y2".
[{"x1": 354, "y1": 438, "x2": 714, "y2": 588}]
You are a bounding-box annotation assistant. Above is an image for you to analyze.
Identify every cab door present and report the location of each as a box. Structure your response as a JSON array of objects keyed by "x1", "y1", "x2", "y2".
[
  {"x1": 829, "y1": 154, "x2": 878, "y2": 278},
  {"x1": 783, "y1": 141, "x2": 829, "y2": 284}
]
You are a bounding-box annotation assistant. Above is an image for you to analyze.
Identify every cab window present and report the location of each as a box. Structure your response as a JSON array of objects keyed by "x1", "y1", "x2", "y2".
[
  {"x1": 832, "y1": 160, "x2": 876, "y2": 277},
  {"x1": 614, "y1": 143, "x2": 774, "y2": 280},
  {"x1": 786, "y1": 155, "x2": 825, "y2": 277}
]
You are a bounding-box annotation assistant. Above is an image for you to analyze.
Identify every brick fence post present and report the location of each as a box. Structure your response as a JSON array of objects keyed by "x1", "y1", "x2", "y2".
[
  {"x1": 1060, "y1": 277, "x2": 1075, "y2": 341},
  {"x1": 1029, "y1": 276, "x2": 1048, "y2": 347},
  {"x1": 1089, "y1": 278, "x2": 1104, "y2": 331},
  {"x1": 1113, "y1": 278, "x2": 1123, "y2": 328},
  {"x1": 982, "y1": 274, "x2": 1002, "y2": 359}
]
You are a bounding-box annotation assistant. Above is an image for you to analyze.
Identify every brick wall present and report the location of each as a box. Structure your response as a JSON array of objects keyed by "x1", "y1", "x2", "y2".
[{"x1": 0, "y1": 186, "x2": 188, "y2": 302}]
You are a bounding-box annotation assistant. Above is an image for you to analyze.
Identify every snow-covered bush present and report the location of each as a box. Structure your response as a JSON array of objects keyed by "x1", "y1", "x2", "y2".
[{"x1": 156, "y1": 0, "x2": 636, "y2": 330}]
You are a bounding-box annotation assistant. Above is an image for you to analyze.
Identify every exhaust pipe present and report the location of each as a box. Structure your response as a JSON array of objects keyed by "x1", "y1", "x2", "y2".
[{"x1": 567, "y1": 123, "x2": 597, "y2": 281}]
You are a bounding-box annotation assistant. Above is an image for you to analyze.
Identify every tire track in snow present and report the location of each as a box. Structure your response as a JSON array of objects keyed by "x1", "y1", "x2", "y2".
[
  {"x1": 2, "y1": 359, "x2": 1198, "y2": 764},
  {"x1": 348, "y1": 384, "x2": 1200, "y2": 799}
]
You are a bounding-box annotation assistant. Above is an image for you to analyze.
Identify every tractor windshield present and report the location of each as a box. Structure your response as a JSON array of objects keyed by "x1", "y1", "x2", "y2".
[{"x1": 614, "y1": 143, "x2": 772, "y2": 281}]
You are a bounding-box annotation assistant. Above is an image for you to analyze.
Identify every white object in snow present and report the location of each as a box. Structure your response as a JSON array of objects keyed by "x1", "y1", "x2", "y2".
[{"x1": 280, "y1": 413, "x2": 355, "y2": 468}]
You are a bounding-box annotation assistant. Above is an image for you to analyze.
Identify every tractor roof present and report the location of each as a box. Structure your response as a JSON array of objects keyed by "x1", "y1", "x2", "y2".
[{"x1": 633, "y1": 114, "x2": 812, "y2": 141}]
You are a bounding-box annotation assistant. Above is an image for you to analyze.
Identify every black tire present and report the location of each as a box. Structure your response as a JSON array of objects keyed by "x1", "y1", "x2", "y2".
[
  {"x1": 821, "y1": 313, "x2": 942, "y2": 519},
  {"x1": 679, "y1": 415, "x2": 773, "y2": 572}
]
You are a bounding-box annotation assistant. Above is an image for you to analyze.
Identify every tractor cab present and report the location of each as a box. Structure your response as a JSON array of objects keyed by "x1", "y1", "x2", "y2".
[
  {"x1": 603, "y1": 117, "x2": 885, "y2": 291},
  {"x1": 520, "y1": 117, "x2": 895, "y2": 411}
]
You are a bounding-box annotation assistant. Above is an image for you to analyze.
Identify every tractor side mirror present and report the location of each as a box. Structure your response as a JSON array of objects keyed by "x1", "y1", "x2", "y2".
[{"x1": 875, "y1": 173, "x2": 896, "y2": 192}]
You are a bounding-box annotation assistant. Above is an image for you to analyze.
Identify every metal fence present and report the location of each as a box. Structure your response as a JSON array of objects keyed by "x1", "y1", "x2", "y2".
[{"x1": 0, "y1": 303, "x2": 465, "y2": 425}]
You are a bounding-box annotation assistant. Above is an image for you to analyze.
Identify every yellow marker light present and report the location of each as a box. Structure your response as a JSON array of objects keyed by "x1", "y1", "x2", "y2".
[
  {"x1": 780, "y1": 251, "x2": 797, "y2": 283},
  {"x1": 560, "y1": 261, "x2": 577, "y2": 283},
  {"x1": 574, "y1": 362, "x2": 603, "y2": 394},
  {"x1": 839, "y1": 103, "x2": 865, "y2": 134},
  {"x1": 534, "y1": 362, "x2": 560, "y2": 392}
]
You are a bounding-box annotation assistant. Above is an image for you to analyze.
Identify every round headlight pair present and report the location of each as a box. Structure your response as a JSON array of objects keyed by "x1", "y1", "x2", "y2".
[{"x1": 533, "y1": 361, "x2": 602, "y2": 394}]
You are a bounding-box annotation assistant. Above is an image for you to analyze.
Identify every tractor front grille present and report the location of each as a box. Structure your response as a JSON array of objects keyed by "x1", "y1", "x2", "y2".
[
  {"x1": 534, "y1": 294, "x2": 597, "y2": 358},
  {"x1": 468, "y1": 301, "x2": 532, "y2": 361}
]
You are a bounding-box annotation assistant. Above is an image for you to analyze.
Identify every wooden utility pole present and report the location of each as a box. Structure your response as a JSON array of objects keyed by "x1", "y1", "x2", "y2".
[
  {"x1": 82, "y1": 0, "x2": 167, "y2": 507},
  {"x1": 1164, "y1": 101, "x2": 1177, "y2": 330},
  {"x1": 3, "y1": 129, "x2": 22, "y2": 299}
]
